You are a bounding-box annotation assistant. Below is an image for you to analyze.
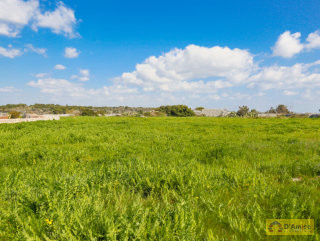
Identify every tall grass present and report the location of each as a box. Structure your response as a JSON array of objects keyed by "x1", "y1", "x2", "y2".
[{"x1": 0, "y1": 117, "x2": 319, "y2": 240}]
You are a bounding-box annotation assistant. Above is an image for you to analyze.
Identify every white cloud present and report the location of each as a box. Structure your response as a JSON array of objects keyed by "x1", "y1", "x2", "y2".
[
  {"x1": 114, "y1": 44, "x2": 255, "y2": 93},
  {"x1": 79, "y1": 69, "x2": 90, "y2": 81},
  {"x1": 26, "y1": 43, "x2": 320, "y2": 109},
  {"x1": 54, "y1": 64, "x2": 66, "y2": 70},
  {"x1": 71, "y1": 69, "x2": 90, "y2": 81},
  {"x1": 34, "y1": 2, "x2": 78, "y2": 38},
  {"x1": 104, "y1": 85, "x2": 138, "y2": 95},
  {"x1": 25, "y1": 44, "x2": 47, "y2": 56},
  {"x1": 272, "y1": 31, "x2": 304, "y2": 58},
  {"x1": 64, "y1": 47, "x2": 80, "y2": 58},
  {"x1": 28, "y1": 78, "x2": 100, "y2": 98},
  {"x1": 35, "y1": 73, "x2": 48, "y2": 78},
  {"x1": 0, "y1": 0, "x2": 38, "y2": 25},
  {"x1": 283, "y1": 90, "x2": 298, "y2": 96},
  {"x1": 250, "y1": 60, "x2": 320, "y2": 90},
  {"x1": 0, "y1": 46, "x2": 22, "y2": 58},
  {"x1": 0, "y1": 23, "x2": 19, "y2": 37},
  {"x1": 0, "y1": 86, "x2": 20, "y2": 92},
  {"x1": 306, "y1": 31, "x2": 320, "y2": 49},
  {"x1": 0, "y1": 0, "x2": 77, "y2": 38}
]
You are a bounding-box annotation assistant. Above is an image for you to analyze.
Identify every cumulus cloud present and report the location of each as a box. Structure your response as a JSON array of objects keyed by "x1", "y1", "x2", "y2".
[
  {"x1": 28, "y1": 78, "x2": 100, "y2": 98},
  {"x1": 71, "y1": 69, "x2": 90, "y2": 81},
  {"x1": 114, "y1": 44, "x2": 255, "y2": 93},
  {"x1": 54, "y1": 64, "x2": 66, "y2": 70},
  {"x1": 250, "y1": 60, "x2": 320, "y2": 90},
  {"x1": 27, "y1": 43, "x2": 320, "y2": 108},
  {"x1": 0, "y1": 0, "x2": 38, "y2": 25},
  {"x1": 0, "y1": 23, "x2": 20, "y2": 37},
  {"x1": 109, "y1": 46, "x2": 320, "y2": 104},
  {"x1": 34, "y1": 2, "x2": 78, "y2": 38},
  {"x1": 272, "y1": 31, "x2": 304, "y2": 58},
  {"x1": 64, "y1": 47, "x2": 80, "y2": 58},
  {"x1": 79, "y1": 69, "x2": 90, "y2": 81},
  {"x1": 272, "y1": 30, "x2": 320, "y2": 58},
  {"x1": 0, "y1": 0, "x2": 78, "y2": 38},
  {"x1": 306, "y1": 31, "x2": 320, "y2": 49},
  {"x1": 0, "y1": 46, "x2": 22, "y2": 58},
  {"x1": 25, "y1": 44, "x2": 47, "y2": 56}
]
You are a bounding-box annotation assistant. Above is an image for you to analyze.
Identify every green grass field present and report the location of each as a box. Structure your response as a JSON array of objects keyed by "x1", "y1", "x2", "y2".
[{"x1": 0, "y1": 117, "x2": 319, "y2": 240}]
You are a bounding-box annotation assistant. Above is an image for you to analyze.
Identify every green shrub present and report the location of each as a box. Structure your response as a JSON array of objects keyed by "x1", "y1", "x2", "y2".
[
  {"x1": 158, "y1": 105, "x2": 195, "y2": 117},
  {"x1": 195, "y1": 107, "x2": 204, "y2": 111},
  {"x1": 227, "y1": 111, "x2": 237, "y2": 117},
  {"x1": 143, "y1": 112, "x2": 152, "y2": 117},
  {"x1": 9, "y1": 111, "x2": 21, "y2": 119},
  {"x1": 236, "y1": 106, "x2": 250, "y2": 117},
  {"x1": 80, "y1": 108, "x2": 97, "y2": 116},
  {"x1": 276, "y1": 104, "x2": 290, "y2": 114}
]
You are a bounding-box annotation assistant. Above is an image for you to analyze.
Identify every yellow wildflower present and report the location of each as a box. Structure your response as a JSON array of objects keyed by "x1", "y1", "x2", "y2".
[{"x1": 45, "y1": 219, "x2": 53, "y2": 225}]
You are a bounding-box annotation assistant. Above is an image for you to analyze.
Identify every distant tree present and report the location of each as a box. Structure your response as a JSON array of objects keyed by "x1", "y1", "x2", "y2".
[
  {"x1": 227, "y1": 111, "x2": 237, "y2": 117},
  {"x1": 96, "y1": 110, "x2": 106, "y2": 116},
  {"x1": 276, "y1": 104, "x2": 290, "y2": 114},
  {"x1": 267, "y1": 107, "x2": 276, "y2": 113},
  {"x1": 143, "y1": 112, "x2": 152, "y2": 117},
  {"x1": 236, "y1": 106, "x2": 250, "y2": 117},
  {"x1": 52, "y1": 106, "x2": 66, "y2": 114},
  {"x1": 195, "y1": 107, "x2": 205, "y2": 111},
  {"x1": 248, "y1": 109, "x2": 258, "y2": 117},
  {"x1": 80, "y1": 108, "x2": 97, "y2": 116},
  {"x1": 158, "y1": 105, "x2": 195, "y2": 117},
  {"x1": 9, "y1": 111, "x2": 21, "y2": 119},
  {"x1": 136, "y1": 110, "x2": 143, "y2": 116}
]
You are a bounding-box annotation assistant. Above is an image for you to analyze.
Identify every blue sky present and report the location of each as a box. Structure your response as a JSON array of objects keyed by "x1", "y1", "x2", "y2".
[{"x1": 1, "y1": 0, "x2": 320, "y2": 112}]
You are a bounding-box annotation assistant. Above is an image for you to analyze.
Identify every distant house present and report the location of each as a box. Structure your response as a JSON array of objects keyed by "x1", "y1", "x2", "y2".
[
  {"x1": 0, "y1": 113, "x2": 8, "y2": 119},
  {"x1": 23, "y1": 113, "x2": 43, "y2": 118},
  {"x1": 309, "y1": 114, "x2": 320, "y2": 118},
  {"x1": 105, "y1": 113, "x2": 122, "y2": 117},
  {"x1": 195, "y1": 109, "x2": 230, "y2": 117},
  {"x1": 257, "y1": 113, "x2": 278, "y2": 118}
]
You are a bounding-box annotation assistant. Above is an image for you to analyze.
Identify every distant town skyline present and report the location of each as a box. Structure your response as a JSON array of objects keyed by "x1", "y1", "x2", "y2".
[{"x1": 1, "y1": 0, "x2": 320, "y2": 112}]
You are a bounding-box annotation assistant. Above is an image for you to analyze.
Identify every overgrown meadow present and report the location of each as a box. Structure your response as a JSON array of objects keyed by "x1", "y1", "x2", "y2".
[{"x1": 0, "y1": 117, "x2": 319, "y2": 240}]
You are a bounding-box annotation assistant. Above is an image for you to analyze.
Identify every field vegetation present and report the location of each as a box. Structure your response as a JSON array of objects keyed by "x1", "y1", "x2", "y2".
[{"x1": 0, "y1": 117, "x2": 319, "y2": 240}]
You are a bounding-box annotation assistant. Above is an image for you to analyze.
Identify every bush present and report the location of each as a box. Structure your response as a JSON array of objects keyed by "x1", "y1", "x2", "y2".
[
  {"x1": 158, "y1": 105, "x2": 195, "y2": 117},
  {"x1": 276, "y1": 104, "x2": 290, "y2": 114},
  {"x1": 80, "y1": 108, "x2": 97, "y2": 116},
  {"x1": 96, "y1": 110, "x2": 106, "y2": 116},
  {"x1": 195, "y1": 107, "x2": 204, "y2": 111},
  {"x1": 227, "y1": 111, "x2": 237, "y2": 117},
  {"x1": 236, "y1": 106, "x2": 249, "y2": 117},
  {"x1": 248, "y1": 109, "x2": 258, "y2": 118},
  {"x1": 267, "y1": 107, "x2": 276, "y2": 113},
  {"x1": 143, "y1": 112, "x2": 152, "y2": 117},
  {"x1": 9, "y1": 111, "x2": 21, "y2": 119}
]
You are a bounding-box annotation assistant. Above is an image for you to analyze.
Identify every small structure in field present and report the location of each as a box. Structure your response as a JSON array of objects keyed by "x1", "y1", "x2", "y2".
[
  {"x1": 258, "y1": 113, "x2": 278, "y2": 118},
  {"x1": 195, "y1": 109, "x2": 230, "y2": 117},
  {"x1": 0, "y1": 113, "x2": 72, "y2": 124},
  {"x1": 309, "y1": 114, "x2": 320, "y2": 118},
  {"x1": 0, "y1": 113, "x2": 9, "y2": 119},
  {"x1": 23, "y1": 113, "x2": 43, "y2": 118}
]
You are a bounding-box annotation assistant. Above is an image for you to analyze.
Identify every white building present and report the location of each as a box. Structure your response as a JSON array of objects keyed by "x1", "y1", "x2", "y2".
[{"x1": 195, "y1": 109, "x2": 230, "y2": 117}]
